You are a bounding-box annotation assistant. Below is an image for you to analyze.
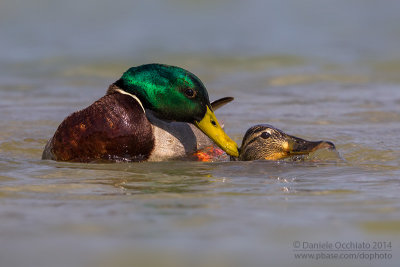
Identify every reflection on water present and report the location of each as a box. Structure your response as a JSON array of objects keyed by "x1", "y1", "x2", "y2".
[{"x1": 1, "y1": 0, "x2": 400, "y2": 266}]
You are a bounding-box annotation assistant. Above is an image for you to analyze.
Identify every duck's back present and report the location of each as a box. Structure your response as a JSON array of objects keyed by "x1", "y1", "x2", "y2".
[{"x1": 42, "y1": 93, "x2": 154, "y2": 162}]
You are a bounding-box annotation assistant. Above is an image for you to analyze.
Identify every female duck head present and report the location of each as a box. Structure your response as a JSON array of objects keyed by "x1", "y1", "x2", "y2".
[
  {"x1": 239, "y1": 124, "x2": 335, "y2": 161},
  {"x1": 115, "y1": 64, "x2": 239, "y2": 157}
]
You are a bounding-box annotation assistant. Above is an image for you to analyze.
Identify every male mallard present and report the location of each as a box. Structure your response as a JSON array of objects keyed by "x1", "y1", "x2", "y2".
[
  {"x1": 42, "y1": 64, "x2": 239, "y2": 162},
  {"x1": 238, "y1": 124, "x2": 335, "y2": 161}
]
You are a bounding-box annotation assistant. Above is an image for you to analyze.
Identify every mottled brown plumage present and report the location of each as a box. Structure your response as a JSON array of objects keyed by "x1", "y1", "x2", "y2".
[
  {"x1": 42, "y1": 92, "x2": 154, "y2": 162},
  {"x1": 238, "y1": 124, "x2": 335, "y2": 161}
]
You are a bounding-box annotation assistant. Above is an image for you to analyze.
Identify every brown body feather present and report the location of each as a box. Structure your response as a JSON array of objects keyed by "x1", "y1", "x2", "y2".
[{"x1": 42, "y1": 93, "x2": 154, "y2": 162}]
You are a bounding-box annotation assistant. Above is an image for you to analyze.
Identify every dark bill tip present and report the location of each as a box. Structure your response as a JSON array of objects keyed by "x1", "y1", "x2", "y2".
[
  {"x1": 290, "y1": 136, "x2": 336, "y2": 155},
  {"x1": 311, "y1": 141, "x2": 336, "y2": 151}
]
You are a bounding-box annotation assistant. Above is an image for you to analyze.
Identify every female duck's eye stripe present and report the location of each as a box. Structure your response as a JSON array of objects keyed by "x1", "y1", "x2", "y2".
[
  {"x1": 243, "y1": 127, "x2": 266, "y2": 140},
  {"x1": 242, "y1": 135, "x2": 260, "y2": 148}
]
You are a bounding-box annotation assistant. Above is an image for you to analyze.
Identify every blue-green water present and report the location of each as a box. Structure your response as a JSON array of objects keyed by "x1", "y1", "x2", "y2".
[{"x1": 1, "y1": 1, "x2": 400, "y2": 266}]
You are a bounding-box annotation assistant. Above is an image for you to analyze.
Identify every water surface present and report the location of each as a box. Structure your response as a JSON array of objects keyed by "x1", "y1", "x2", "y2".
[{"x1": 1, "y1": 1, "x2": 400, "y2": 266}]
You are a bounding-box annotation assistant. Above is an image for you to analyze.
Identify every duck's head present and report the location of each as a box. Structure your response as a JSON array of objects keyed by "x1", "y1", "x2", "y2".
[
  {"x1": 239, "y1": 124, "x2": 335, "y2": 161},
  {"x1": 113, "y1": 64, "x2": 239, "y2": 157}
]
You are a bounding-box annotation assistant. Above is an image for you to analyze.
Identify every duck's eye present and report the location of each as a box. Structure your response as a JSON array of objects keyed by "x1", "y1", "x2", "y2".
[
  {"x1": 184, "y1": 88, "x2": 196, "y2": 98},
  {"x1": 260, "y1": 132, "x2": 271, "y2": 139}
]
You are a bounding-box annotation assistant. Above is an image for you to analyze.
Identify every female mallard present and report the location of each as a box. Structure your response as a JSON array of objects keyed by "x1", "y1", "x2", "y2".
[
  {"x1": 238, "y1": 124, "x2": 335, "y2": 161},
  {"x1": 194, "y1": 123, "x2": 335, "y2": 161},
  {"x1": 42, "y1": 64, "x2": 239, "y2": 162}
]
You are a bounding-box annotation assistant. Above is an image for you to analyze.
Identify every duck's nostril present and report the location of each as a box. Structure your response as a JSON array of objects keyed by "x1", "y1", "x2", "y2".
[{"x1": 211, "y1": 120, "x2": 216, "y2": 126}]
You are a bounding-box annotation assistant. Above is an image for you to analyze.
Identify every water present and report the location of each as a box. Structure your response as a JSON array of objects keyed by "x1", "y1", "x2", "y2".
[{"x1": 1, "y1": 1, "x2": 400, "y2": 266}]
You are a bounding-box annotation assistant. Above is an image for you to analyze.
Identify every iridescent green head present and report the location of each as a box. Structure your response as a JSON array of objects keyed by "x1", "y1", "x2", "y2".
[
  {"x1": 113, "y1": 64, "x2": 239, "y2": 157},
  {"x1": 115, "y1": 64, "x2": 209, "y2": 122}
]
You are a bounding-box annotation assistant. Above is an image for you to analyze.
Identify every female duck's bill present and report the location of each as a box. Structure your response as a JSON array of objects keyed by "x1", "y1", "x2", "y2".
[{"x1": 238, "y1": 124, "x2": 335, "y2": 161}]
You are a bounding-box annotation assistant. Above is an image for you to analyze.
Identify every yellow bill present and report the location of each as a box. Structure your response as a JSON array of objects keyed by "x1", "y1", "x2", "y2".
[{"x1": 195, "y1": 106, "x2": 239, "y2": 157}]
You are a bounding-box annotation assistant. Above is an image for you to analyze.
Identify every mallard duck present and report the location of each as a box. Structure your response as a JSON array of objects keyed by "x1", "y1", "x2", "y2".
[
  {"x1": 238, "y1": 124, "x2": 335, "y2": 161},
  {"x1": 42, "y1": 64, "x2": 239, "y2": 162},
  {"x1": 192, "y1": 121, "x2": 335, "y2": 162}
]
